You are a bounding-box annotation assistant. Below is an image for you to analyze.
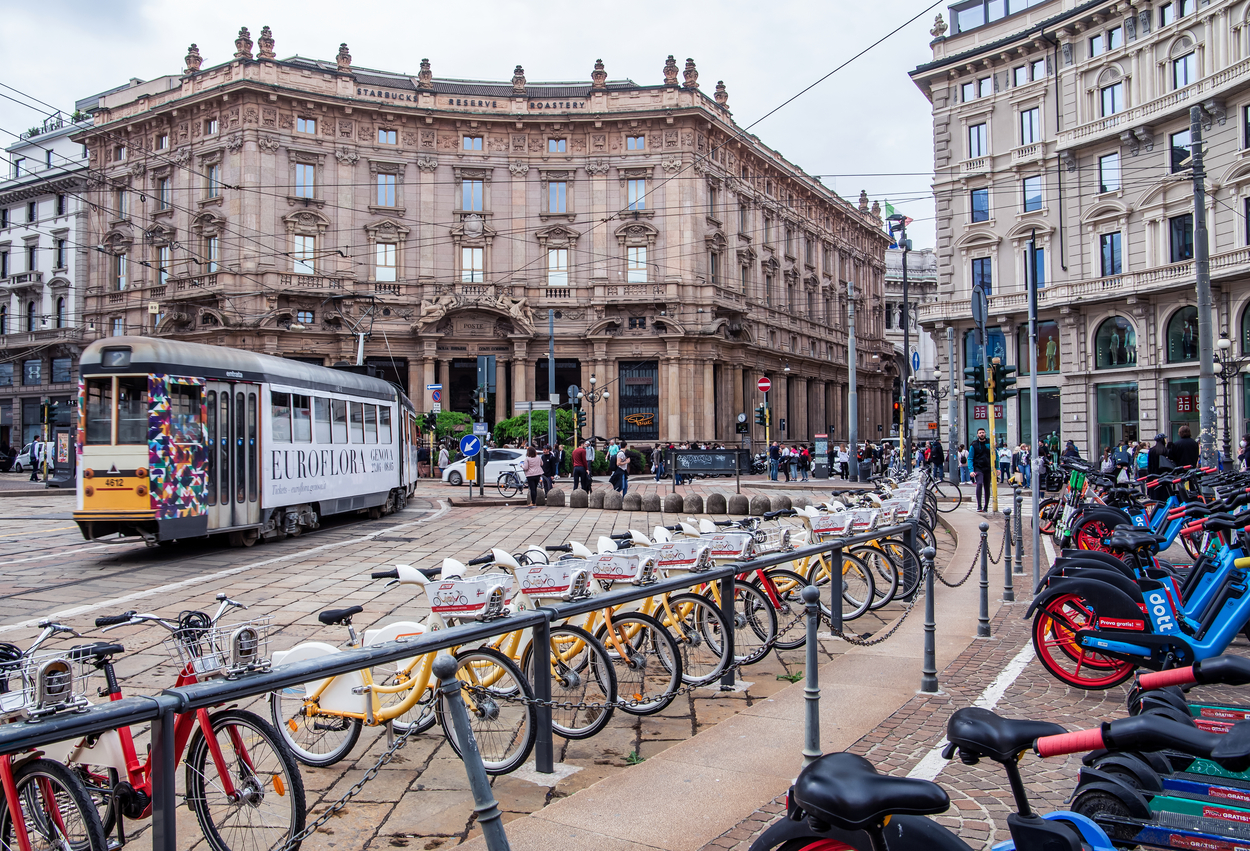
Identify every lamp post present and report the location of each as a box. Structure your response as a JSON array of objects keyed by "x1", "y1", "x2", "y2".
[
  {"x1": 583, "y1": 374, "x2": 611, "y2": 444},
  {"x1": 1215, "y1": 333, "x2": 1250, "y2": 464}
]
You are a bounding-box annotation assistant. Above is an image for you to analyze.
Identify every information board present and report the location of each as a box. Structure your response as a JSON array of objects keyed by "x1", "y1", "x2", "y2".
[{"x1": 671, "y1": 449, "x2": 750, "y2": 474}]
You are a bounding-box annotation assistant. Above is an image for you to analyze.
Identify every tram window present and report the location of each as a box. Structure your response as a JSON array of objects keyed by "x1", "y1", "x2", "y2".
[
  {"x1": 248, "y1": 392, "x2": 258, "y2": 502},
  {"x1": 170, "y1": 384, "x2": 203, "y2": 444},
  {"x1": 292, "y1": 394, "x2": 311, "y2": 443},
  {"x1": 314, "y1": 397, "x2": 331, "y2": 443},
  {"x1": 332, "y1": 399, "x2": 348, "y2": 443},
  {"x1": 220, "y1": 393, "x2": 231, "y2": 505},
  {"x1": 85, "y1": 378, "x2": 113, "y2": 445},
  {"x1": 206, "y1": 391, "x2": 217, "y2": 505},
  {"x1": 349, "y1": 402, "x2": 364, "y2": 443},
  {"x1": 117, "y1": 376, "x2": 149, "y2": 444},
  {"x1": 379, "y1": 407, "x2": 392, "y2": 444},
  {"x1": 271, "y1": 392, "x2": 292, "y2": 442},
  {"x1": 364, "y1": 404, "x2": 378, "y2": 443},
  {"x1": 236, "y1": 391, "x2": 246, "y2": 503}
]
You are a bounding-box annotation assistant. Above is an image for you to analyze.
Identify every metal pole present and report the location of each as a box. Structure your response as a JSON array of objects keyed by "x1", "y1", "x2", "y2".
[
  {"x1": 531, "y1": 614, "x2": 554, "y2": 774},
  {"x1": 548, "y1": 310, "x2": 557, "y2": 448},
  {"x1": 828, "y1": 542, "x2": 844, "y2": 636},
  {"x1": 1002, "y1": 507, "x2": 1015, "y2": 603},
  {"x1": 947, "y1": 326, "x2": 958, "y2": 482},
  {"x1": 1028, "y1": 231, "x2": 1041, "y2": 590},
  {"x1": 901, "y1": 222, "x2": 912, "y2": 475},
  {"x1": 718, "y1": 573, "x2": 737, "y2": 688},
  {"x1": 433, "y1": 654, "x2": 512, "y2": 851},
  {"x1": 1192, "y1": 105, "x2": 1218, "y2": 468},
  {"x1": 848, "y1": 281, "x2": 860, "y2": 482},
  {"x1": 977, "y1": 521, "x2": 990, "y2": 638},
  {"x1": 355, "y1": 331, "x2": 365, "y2": 366},
  {"x1": 920, "y1": 546, "x2": 938, "y2": 693},
  {"x1": 1014, "y1": 486, "x2": 1024, "y2": 575},
  {"x1": 150, "y1": 705, "x2": 177, "y2": 851},
  {"x1": 801, "y1": 584, "x2": 822, "y2": 768},
  {"x1": 527, "y1": 400, "x2": 532, "y2": 448}
]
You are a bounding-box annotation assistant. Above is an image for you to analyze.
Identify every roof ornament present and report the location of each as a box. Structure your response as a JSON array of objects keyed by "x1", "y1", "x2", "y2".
[
  {"x1": 714, "y1": 80, "x2": 728, "y2": 107},
  {"x1": 683, "y1": 58, "x2": 699, "y2": 89},
  {"x1": 512, "y1": 65, "x2": 526, "y2": 95},
  {"x1": 257, "y1": 26, "x2": 275, "y2": 60},
  {"x1": 418, "y1": 58, "x2": 433, "y2": 89},
  {"x1": 234, "y1": 27, "x2": 253, "y2": 61},
  {"x1": 336, "y1": 43, "x2": 352, "y2": 73},
  {"x1": 185, "y1": 44, "x2": 203, "y2": 74},
  {"x1": 931, "y1": 14, "x2": 948, "y2": 38},
  {"x1": 870, "y1": 200, "x2": 881, "y2": 220},
  {"x1": 858, "y1": 190, "x2": 870, "y2": 214},
  {"x1": 591, "y1": 59, "x2": 607, "y2": 90},
  {"x1": 663, "y1": 55, "x2": 679, "y2": 87}
]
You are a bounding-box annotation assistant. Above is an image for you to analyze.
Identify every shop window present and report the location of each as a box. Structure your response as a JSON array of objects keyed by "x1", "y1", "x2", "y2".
[
  {"x1": 1165, "y1": 305, "x2": 1199, "y2": 363},
  {"x1": 1094, "y1": 315, "x2": 1137, "y2": 369}
]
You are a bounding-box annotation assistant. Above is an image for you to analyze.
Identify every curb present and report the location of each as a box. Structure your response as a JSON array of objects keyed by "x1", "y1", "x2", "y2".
[{"x1": 0, "y1": 488, "x2": 74, "y2": 498}]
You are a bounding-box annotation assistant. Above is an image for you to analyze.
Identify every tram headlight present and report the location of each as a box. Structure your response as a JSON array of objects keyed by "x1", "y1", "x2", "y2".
[
  {"x1": 82, "y1": 468, "x2": 94, "y2": 479},
  {"x1": 84, "y1": 485, "x2": 95, "y2": 497},
  {"x1": 135, "y1": 485, "x2": 148, "y2": 497},
  {"x1": 135, "y1": 467, "x2": 148, "y2": 479}
]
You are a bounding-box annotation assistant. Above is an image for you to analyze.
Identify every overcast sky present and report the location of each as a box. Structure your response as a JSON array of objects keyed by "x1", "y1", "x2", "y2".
[{"x1": 0, "y1": 0, "x2": 942, "y2": 247}]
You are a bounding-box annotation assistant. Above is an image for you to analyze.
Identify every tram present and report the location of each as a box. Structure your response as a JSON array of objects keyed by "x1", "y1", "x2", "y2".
[{"x1": 73, "y1": 337, "x2": 420, "y2": 546}]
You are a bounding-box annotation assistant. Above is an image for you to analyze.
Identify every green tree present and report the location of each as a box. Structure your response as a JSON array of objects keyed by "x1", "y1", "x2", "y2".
[
  {"x1": 492, "y1": 410, "x2": 576, "y2": 445},
  {"x1": 432, "y1": 411, "x2": 472, "y2": 440}
]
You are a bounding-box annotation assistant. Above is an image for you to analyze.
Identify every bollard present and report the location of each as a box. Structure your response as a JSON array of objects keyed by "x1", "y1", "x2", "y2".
[
  {"x1": 433, "y1": 654, "x2": 512, "y2": 851},
  {"x1": 920, "y1": 547, "x2": 939, "y2": 694},
  {"x1": 801, "y1": 584, "x2": 822, "y2": 768},
  {"x1": 1002, "y1": 507, "x2": 1015, "y2": 603},
  {"x1": 828, "y1": 542, "x2": 844, "y2": 637},
  {"x1": 151, "y1": 705, "x2": 178, "y2": 851},
  {"x1": 531, "y1": 614, "x2": 554, "y2": 774},
  {"x1": 718, "y1": 573, "x2": 737, "y2": 688},
  {"x1": 1013, "y1": 486, "x2": 1024, "y2": 575},
  {"x1": 977, "y1": 521, "x2": 991, "y2": 638}
]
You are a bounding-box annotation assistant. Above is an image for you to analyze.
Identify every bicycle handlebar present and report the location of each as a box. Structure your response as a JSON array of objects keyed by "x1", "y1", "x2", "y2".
[
  {"x1": 371, "y1": 569, "x2": 399, "y2": 580},
  {"x1": 1137, "y1": 666, "x2": 1196, "y2": 690},
  {"x1": 545, "y1": 544, "x2": 572, "y2": 552},
  {"x1": 1035, "y1": 727, "x2": 1104, "y2": 758},
  {"x1": 467, "y1": 554, "x2": 492, "y2": 566},
  {"x1": 95, "y1": 612, "x2": 137, "y2": 628}
]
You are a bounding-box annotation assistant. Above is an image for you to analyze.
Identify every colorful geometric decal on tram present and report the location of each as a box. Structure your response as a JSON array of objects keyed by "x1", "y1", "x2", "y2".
[
  {"x1": 148, "y1": 374, "x2": 208, "y2": 520},
  {"x1": 76, "y1": 379, "x2": 85, "y2": 457}
]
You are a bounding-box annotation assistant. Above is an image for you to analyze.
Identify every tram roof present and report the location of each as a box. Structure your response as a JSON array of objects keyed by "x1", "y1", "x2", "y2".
[{"x1": 80, "y1": 337, "x2": 407, "y2": 404}]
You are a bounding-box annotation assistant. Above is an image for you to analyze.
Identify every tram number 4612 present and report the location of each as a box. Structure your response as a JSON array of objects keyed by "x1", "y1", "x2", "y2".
[{"x1": 105, "y1": 478, "x2": 125, "y2": 488}]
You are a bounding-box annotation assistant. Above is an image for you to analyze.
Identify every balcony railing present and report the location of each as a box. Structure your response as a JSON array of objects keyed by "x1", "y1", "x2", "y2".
[
  {"x1": 277, "y1": 274, "x2": 343, "y2": 291},
  {"x1": 5, "y1": 272, "x2": 43, "y2": 288},
  {"x1": 0, "y1": 326, "x2": 83, "y2": 345},
  {"x1": 1012, "y1": 143, "x2": 1042, "y2": 165},
  {"x1": 961, "y1": 157, "x2": 989, "y2": 176},
  {"x1": 169, "y1": 274, "x2": 221, "y2": 294}
]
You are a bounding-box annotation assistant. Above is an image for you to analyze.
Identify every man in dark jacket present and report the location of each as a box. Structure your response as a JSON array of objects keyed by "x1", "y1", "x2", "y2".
[
  {"x1": 1168, "y1": 424, "x2": 1200, "y2": 468},
  {"x1": 1146, "y1": 433, "x2": 1170, "y2": 474},
  {"x1": 929, "y1": 440, "x2": 945, "y2": 480},
  {"x1": 969, "y1": 428, "x2": 993, "y2": 512}
]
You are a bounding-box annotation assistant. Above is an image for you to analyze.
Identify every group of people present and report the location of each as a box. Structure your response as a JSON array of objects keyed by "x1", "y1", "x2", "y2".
[
  {"x1": 766, "y1": 442, "x2": 813, "y2": 482},
  {"x1": 518, "y1": 444, "x2": 566, "y2": 506},
  {"x1": 1095, "y1": 427, "x2": 1202, "y2": 480}
]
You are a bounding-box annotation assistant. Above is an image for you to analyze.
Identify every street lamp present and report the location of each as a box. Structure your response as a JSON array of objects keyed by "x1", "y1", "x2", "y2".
[
  {"x1": 583, "y1": 374, "x2": 611, "y2": 444},
  {"x1": 1215, "y1": 333, "x2": 1250, "y2": 463}
]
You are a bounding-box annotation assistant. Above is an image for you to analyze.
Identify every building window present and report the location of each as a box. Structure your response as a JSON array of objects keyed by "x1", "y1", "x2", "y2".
[
  {"x1": 296, "y1": 310, "x2": 314, "y2": 324},
  {"x1": 1095, "y1": 316, "x2": 1138, "y2": 368},
  {"x1": 627, "y1": 135, "x2": 645, "y2": 150},
  {"x1": 461, "y1": 246, "x2": 484, "y2": 283},
  {"x1": 377, "y1": 129, "x2": 397, "y2": 145},
  {"x1": 764, "y1": 216, "x2": 773, "y2": 243},
  {"x1": 804, "y1": 237, "x2": 814, "y2": 266},
  {"x1": 157, "y1": 245, "x2": 170, "y2": 286},
  {"x1": 1173, "y1": 53, "x2": 1197, "y2": 89},
  {"x1": 44, "y1": 150, "x2": 52, "y2": 169},
  {"x1": 1013, "y1": 65, "x2": 1028, "y2": 86},
  {"x1": 708, "y1": 250, "x2": 720, "y2": 285},
  {"x1": 1160, "y1": 2, "x2": 1175, "y2": 24},
  {"x1": 971, "y1": 256, "x2": 992, "y2": 296},
  {"x1": 739, "y1": 204, "x2": 748, "y2": 233},
  {"x1": 52, "y1": 357, "x2": 70, "y2": 383},
  {"x1": 1166, "y1": 306, "x2": 1200, "y2": 362},
  {"x1": 23, "y1": 359, "x2": 40, "y2": 385},
  {"x1": 1100, "y1": 82, "x2": 1124, "y2": 116},
  {"x1": 1022, "y1": 175, "x2": 1042, "y2": 212},
  {"x1": 26, "y1": 301, "x2": 36, "y2": 333},
  {"x1": 156, "y1": 133, "x2": 169, "y2": 150},
  {"x1": 1245, "y1": 197, "x2": 1250, "y2": 246},
  {"x1": 115, "y1": 189, "x2": 128, "y2": 219},
  {"x1": 1096, "y1": 381, "x2": 1139, "y2": 445},
  {"x1": 765, "y1": 273, "x2": 774, "y2": 306},
  {"x1": 970, "y1": 188, "x2": 989, "y2": 222},
  {"x1": 80, "y1": 144, "x2": 87, "y2": 159},
  {"x1": 1107, "y1": 26, "x2": 1123, "y2": 50},
  {"x1": 462, "y1": 136, "x2": 482, "y2": 150},
  {"x1": 1028, "y1": 246, "x2": 1046, "y2": 288},
  {"x1": 375, "y1": 243, "x2": 397, "y2": 282},
  {"x1": 115, "y1": 146, "x2": 126, "y2": 162},
  {"x1": 462, "y1": 179, "x2": 483, "y2": 211},
  {"x1": 376, "y1": 173, "x2": 396, "y2": 206},
  {"x1": 977, "y1": 77, "x2": 992, "y2": 97},
  {"x1": 157, "y1": 177, "x2": 170, "y2": 209},
  {"x1": 1170, "y1": 129, "x2": 1191, "y2": 172},
  {"x1": 1100, "y1": 232, "x2": 1123, "y2": 276},
  {"x1": 293, "y1": 235, "x2": 315, "y2": 275},
  {"x1": 26, "y1": 201, "x2": 35, "y2": 222},
  {"x1": 113, "y1": 253, "x2": 127, "y2": 290},
  {"x1": 549, "y1": 180, "x2": 567, "y2": 213},
  {"x1": 968, "y1": 122, "x2": 987, "y2": 158},
  {"x1": 961, "y1": 81, "x2": 975, "y2": 102},
  {"x1": 547, "y1": 248, "x2": 568, "y2": 287},
  {"x1": 55, "y1": 194, "x2": 65, "y2": 215},
  {"x1": 0, "y1": 251, "x2": 7, "y2": 277},
  {"x1": 1169, "y1": 213, "x2": 1194, "y2": 262},
  {"x1": 707, "y1": 183, "x2": 718, "y2": 218},
  {"x1": 1, "y1": 209, "x2": 6, "y2": 228},
  {"x1": 294, "y1": 163, "x2": 313, "y2": 198},
  {"x1": 26, "y1": 244, "x2": 36, "y2": 272},
  {"x1": 205, "y1": 236, "x2": 219, "y2": 273},
  {"x1": 626, "y1": 246, "x2": 647, "y2": 283},
  {"x1": 785, "y1": 227, "x2": 794, "y2": 256},
  {"x1": 1020, "y1": 107, "x2": 1040, "y2": 145},
  {"x1": 11, "y1": 157, "x2": 24, "y2": 177},
  {"x1": 204, "y1": 118, "x2": 218, "y2": 135},
  {"x1": 1098, "y1": 152, "x2": 1120, "y2": 193},
  {"x1": 1032, "y1": 59, "x2": 1047, "y2": 81},
  {"x1": 740, "y1": 264, "x2": 749, "y2": 292},
  {"x1": 885, "y1": 302, "x2": 894, "y2": 329},
  {"x1": 294, "y1": 116, "x2": 316, "y2": 134},
  {"x1": 55, "y1": 239, "x2": 65, "y2": 269},
  {"x1": 548, "y1": 138, "x2": 566, "y2": 153},
  {"x1": 1244, "y1": 105, "x2": 1250, "y2": 149},
  {"x1": 1089, "y1": 33, "x2": 1105, "y2": 57},
  {"x1": 627, "y1": 179, "x2": 646, "y2": 211},
  {"x1": 111, "y1": 318, "x2": 123, "y2": 336}
]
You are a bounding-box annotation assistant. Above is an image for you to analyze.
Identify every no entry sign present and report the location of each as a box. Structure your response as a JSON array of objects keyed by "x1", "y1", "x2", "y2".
[{"x1": 758, "y1": 377, "x2": 772, "y2": 393}]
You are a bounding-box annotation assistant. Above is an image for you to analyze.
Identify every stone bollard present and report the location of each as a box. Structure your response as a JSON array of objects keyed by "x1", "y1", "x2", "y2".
[
  {"x1": 792, "y1": 495, "x2": 812, "y2": 510},
  {"x1": 603, "y1": 491, "x2": 623, "y2": 510},
  {"x1": 663, "y1": 493, "x2": 685, "y2": 513},
  {"x1": 769, "y1": 495, "x2": 793, "y2": 512},
  {"x1": 622, "y1": 492, "x2": 642, "y2": 511},
  {"x1": 801, "y1": 584, "x2": 822, "y2": 769},
  {"x1": 1002, "y1": 507, "x2": 1015, "y2": 603},
  {"x1": 728, "y1": 494, "x2": 751, "y2": 515},
  {"x1": 546, "y1": 488, "x2": 566, "y2": 508},
  {"x1": 588, "y1": 489, "x2": 605, "y2": 509},
  {"x1": 749, "y1": 494, "x2": 771, "y2": 516},
  {"x1": 569, "y1": 488, "x2": 588, "y2": 508},
  {"x1": 705, "y1": 492, "x2": 728, "y2": 514},
  {"x1": 641, "y1": 493, "x2": 662, "y2": 512},
  {"x1": 920, "y1": 547, "x2": 939, "y2": 694},
  {"x1": 683, "y1": 493, "x2": 704, "y2": 514},
  {"x1": 533, "y1": 488, "x2": 547, "y2": 506},
  {"x1": 977, "y1": 521, "x2": 990, "y2": 638}
]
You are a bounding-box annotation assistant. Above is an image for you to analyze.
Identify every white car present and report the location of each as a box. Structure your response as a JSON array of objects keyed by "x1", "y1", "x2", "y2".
[
  {"x1": 441, "y1": 448, "x2": 524, "y2": 486},
  {"x1": 13, "y1": 443, "x2": 54, "y2": 474}
]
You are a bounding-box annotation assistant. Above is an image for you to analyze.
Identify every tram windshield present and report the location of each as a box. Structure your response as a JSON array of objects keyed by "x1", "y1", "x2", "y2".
[{"x1": 85, "y1": 376, "x2": 150, "y2": 445}]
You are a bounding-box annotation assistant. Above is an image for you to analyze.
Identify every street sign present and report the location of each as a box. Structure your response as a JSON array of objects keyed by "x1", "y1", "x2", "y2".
[
  {"x1": 459, "y1": 435, "x2": 480, "y2": 457},
  {"x1": 426, "y1": 384, "x2": 442, "y2": 391},
  {"x1": 912, "y1": 351, "x2": 920, "y2": 372},
  {"x1": 431, "y1": 403, "x2": 442, "y2": 413},
  {"x1": 567, "y1": 384, "x2": 580, "y2": 401},
  {"x1": 514, "y1": 401, "x2": 553, "y2": 411},
  {"x1": 757, "y1": 377, "x2": 772, "y2": 393},
  {"x1": 473, "y1": 422, "x2": 489, "y2": 436},
  {"x1": 431, "y1": 390, "x2": 441, "y2": 403},
  {"x1": 971, "y1": 285, "x2": 988, "y2": 329}
]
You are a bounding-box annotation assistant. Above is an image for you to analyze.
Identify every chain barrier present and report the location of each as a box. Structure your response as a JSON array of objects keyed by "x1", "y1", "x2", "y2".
[
  {"x1": 825, "y1": 578, "x2": 923, "y2": 647},
  {"x1": 934, "y1": 541, "x2": 982, "y2": 588},
  {"x1": 985, "y1": 526, "x2": 1007, "y2": 565}
]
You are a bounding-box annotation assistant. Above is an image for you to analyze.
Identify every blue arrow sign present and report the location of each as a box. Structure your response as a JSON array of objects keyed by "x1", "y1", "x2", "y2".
[
  {"x1": 459, "y1": 435, "x2": 481, "y2": 457},
  {"x1": 912, "y1": 351, "x2": 920, "y2": 372}
]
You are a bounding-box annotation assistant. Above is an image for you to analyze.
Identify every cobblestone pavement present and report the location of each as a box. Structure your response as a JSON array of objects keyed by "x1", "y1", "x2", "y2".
[{"x1": 0, "y1": 483, "x2": 962, "y2": 850}]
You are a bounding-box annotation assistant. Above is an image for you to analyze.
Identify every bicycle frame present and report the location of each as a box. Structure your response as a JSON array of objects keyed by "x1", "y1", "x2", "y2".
[{"x1": 0, "y1": 755, "x2": 67, "y2": 851}]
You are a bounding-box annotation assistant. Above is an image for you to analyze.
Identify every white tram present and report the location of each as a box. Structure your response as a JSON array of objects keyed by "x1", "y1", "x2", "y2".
[{"x1": 74, "y1": 337, "x2": 420, "y2": 546}]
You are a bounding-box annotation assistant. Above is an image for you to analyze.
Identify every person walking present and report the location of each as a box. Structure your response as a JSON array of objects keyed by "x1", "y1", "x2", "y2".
[
  {"x1": 541, "y1": 445, "x2": 557, "y2": 493},
  {"x1": 652, "y1": 444, "x2": 666, "y2": 482},
  {"x1": 615, "y1": 441, "x2": 631, "y2": 496},
  {"x1": 996, "y1": 441, "x2": 1012, "y2": 483},
  {"x1": 957, "y1": 444, "x2": 968, "y2": 483},
  {"x1": 572, "y1": 441, "x2": 591, "y2": 492},
  {"x1": 1015, "y1": 442, "x2": 1031, "y2": 488},
  {"x1": 437, "y1": 444, "x2": 449, "y2": 477},
  {"x1": 799, "y1": 445, "x2": 810, "y2": 481},
  {"x1": 555, "y1": 444, "x2": 566, "y2": 479},
  {"x1": 835, "y1": 444, "x2": 849, "y2": 480},
  {"x1": 521, "y1": 446, "x2": 544, "y2": 507},
  {"x1": 969, "y1": 428, "x2": 993, "y2": 512},
  {"x1": 28, "y1": 439, "x2": 41, "y2": 483},
  {"x1": 1240, "y1": 434, "x2": 1250, "y2": 471},
  {"x1": 929, "y1": 440, "x2": 945, "y2": 481},
  {"x1": 417, "y1": 444, "x2": 430, "y2": 478},
  {"x1": 768, "y1": 441, "x2": 780, "y2": 481}
]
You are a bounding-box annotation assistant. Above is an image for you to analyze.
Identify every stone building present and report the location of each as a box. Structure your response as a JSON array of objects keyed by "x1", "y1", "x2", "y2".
[
  {"x1": 911, "y1": 0, "x2": 1250, "y2": 457},
  {"x1": 75, "y1": 30, "x2": 893, "y2": 447},
  {"x1": 883, "y1": 246, "x2": 940, "y2": 439}
]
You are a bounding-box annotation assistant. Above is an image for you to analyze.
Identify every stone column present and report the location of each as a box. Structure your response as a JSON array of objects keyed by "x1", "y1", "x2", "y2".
[
  {"x1": 409, "y1": 361, "x2": 426, "y2": 411},
  {"x1": 795, "y1": 376, "x2": 809, "y2": 441},
  {"x1": 666, "y1": 356, "x2": 682, "y2": 442},
  {"x1": 732, "y1": 363, "x2": 744, "y2": 423},
  {"x1": 423, "y1": 357, "x2": 437, "y2": 402},
  {"x1": 776, "y1": 373, "x2": 790, "y2": 443},
  {"x1": 495, "y1": 357, "x2": 508, "y2": 425},
  {"x1": 703, "y1": 360, "x2": 716, "y2": 440}
]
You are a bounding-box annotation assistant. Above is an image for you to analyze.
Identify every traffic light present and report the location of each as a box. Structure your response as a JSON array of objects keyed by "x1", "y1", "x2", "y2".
[
  {"x1": 423, "y1": 412, "x2": 438, "y2": 431},
  {"x1": 893, "y1": 399, "x2": 901, "y2": 420},
  {"x1": 754, "y1": 405, "x2": 767, "y2": 426},
  {"x1": 39, "y1": 398, "x2": 58, "y2": 425},
  {"x1": 779, "y1": 417, "x2": 787, "y2": 434},
  {"x1": 909, "y1": 388, "x2": 928, "y2": 417},
  {"x1": 576, "y1": 407, "x2": 587, "y2": 430},
  {"x1": 963, "y1": 366, "x2": 987, "y2": 403},
  {"x1": 992, "y1": 363, "x2": 1018, "y2": 399}
]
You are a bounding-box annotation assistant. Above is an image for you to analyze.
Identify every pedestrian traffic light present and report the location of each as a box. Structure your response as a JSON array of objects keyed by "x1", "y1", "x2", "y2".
[
  {"x1": 779, "y1": 417, "x2": 786, "y2": 433},
  {"x1": 963, "y1": 366, "x2": 987, "y2": 403},
  {"x1": 909, "y1": 388, "x2": 928, "y2": 417},
  {"x1": 992, "y1": 363, "x2": 1018, "y2": 399},
  {"x1": 754, "y1": 405, "x2": 767, "y2": 426}
]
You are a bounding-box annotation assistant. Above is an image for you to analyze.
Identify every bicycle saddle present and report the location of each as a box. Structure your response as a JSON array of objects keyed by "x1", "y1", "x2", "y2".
[
  {"x1": 67, "y1": 642, "x2": 125, "y2": 662},
  {"x1": 1105, "y1": 528, "x2": 1165, "y2": 550},
  {"x1": 790, "y1": 752, "x2": 949, "y2": 831},
  {"x1": 318, "y1": 605, "x2": 364, "y2": 626},
  {"x1": 947, "y1": 707, "x2": 1066, "y2": 762},
  {"x1": 762, "y1": 509, "x2": 796, "y2": 519}
]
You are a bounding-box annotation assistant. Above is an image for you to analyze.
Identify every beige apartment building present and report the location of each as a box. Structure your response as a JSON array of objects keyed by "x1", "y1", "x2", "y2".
[
  {"x1": 73, "y1": 29, "x2": 893, "y2": 447},
  {"x1": 912, "y1": 0, "x2": 1250, "y2": 457}
]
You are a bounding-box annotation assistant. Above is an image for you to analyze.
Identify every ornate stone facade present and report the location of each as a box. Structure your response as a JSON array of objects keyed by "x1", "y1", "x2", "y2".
[{"x1": 76, "y1": 38, "x2": 892, "y2": 445}]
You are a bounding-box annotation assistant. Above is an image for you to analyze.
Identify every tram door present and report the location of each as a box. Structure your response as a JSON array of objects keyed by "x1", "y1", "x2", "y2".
[{"x1": 205, "y1": 382, "x2": 261, "y2": 531}]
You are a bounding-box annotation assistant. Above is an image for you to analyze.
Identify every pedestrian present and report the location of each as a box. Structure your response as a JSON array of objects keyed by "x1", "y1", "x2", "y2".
[
  {"x1": 957, "y1": 444, "x2": 969, "y2": 483},
  {"x1": 929, "y1": 440, "x2": 945, "y2": 481},
  {"x1": 541, "y1": 445, "x2": 557, "y2": 493},
  {"x1": 799, "y1": 445, "x2": 810, "y2": 481},
  {"x1": 969, "y1": 428, "x2": 993, "y2": 511},
  {"x1": 615, "y1": 441, "x2": 631, "y2": 496},
  {"x1": 835, "y1": 444, "x2": 849, "y2": 479},
  {"x1": 1240, "y1": 434, "x2": 1250, "y2": 471},
  {"x1": 1147, "y1": 433, "x2": 1171, "y2": 474},
  {"x1": 1113, "y1": 439, "x2": 1133, "y2": 470},
  {"x1": 572, "y1": 441, "x2": 591, "y2": 492},
  {"x1": 607, "y1": 438, "x2": 620, "y2": 466},
  {"x1": 555, "y1": 444, "x2": 566, "y2": 478},
  {"x1": 652, "y1": 444, "x2": 666, "y2": 482},
  {"x1": 768, "y1": 441, "x2": 780, "y2": 481},
  {"x1": 996, "y1": 441, "x2": 1012, "y2": 483},
  {"x1": 417, "y1": 443, "x2": 431, "y2": 478},
  {"x1": 1168, "y1": 424, "x2": 1200, "y2": 468},
  {"x1": 1061, "y1": 440, "x2": 1081, "y2": 461},
  {"x1": 1015, "y1": 443, "x2": 1031, "y2": 488},
  {"x1": 28, "y1": 439, "x2": 41, "y2": 483},
  {"x1": 521, "y1": 446, "x2": 543, "y2": 507},
  {"x1": 437, "y1": 444, "x2": 449, "y2": 476},
  {"x1": 1135, "y1": 442, "x2": 1150, "y2": 479}
]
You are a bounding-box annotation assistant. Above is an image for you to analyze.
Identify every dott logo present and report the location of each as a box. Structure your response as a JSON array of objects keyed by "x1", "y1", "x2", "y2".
[{"x1": 1145, "y1": 590, "x2": 1178, "y2": 634}]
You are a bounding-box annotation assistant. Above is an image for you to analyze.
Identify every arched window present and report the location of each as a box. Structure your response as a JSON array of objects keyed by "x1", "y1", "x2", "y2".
[
  {"x1": 55, "y1": 298, "x2": 65, "y2": 329},
  {"x1": 1166, "y1": 306, "x2": 1199, "y2": 363},
  {"x1": 25, "y1": 301, "x2": 35, "y2": 333},
  {"x1": 1094, "y1": 315, "x2": 1137, "y2": 369},
  {"x1": 1241, "y1": 302, "x2": 1250, "y2": 354}
]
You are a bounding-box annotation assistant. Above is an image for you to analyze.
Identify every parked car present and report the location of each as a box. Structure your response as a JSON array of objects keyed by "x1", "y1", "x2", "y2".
[
  {"x1": 13, "y1": 442, "x2": 54, "y2": 474},
  {"x1": 441, "y1": 448, "x2": 524, "y2": 486}
]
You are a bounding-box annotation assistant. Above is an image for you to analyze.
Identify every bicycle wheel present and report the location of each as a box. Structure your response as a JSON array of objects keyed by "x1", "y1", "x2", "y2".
[
  {"x1": 932, "y1": 479, "x2": 962, "y2": 513},
  {"x1": 521, "y1": 625, "x2": 616, "y2": 740},
  {"x1": 848, "y1": 545, "x2": 899, "y2": 610},
  {"x1": 1038, "y1": 498, "x2": 1059, "y2": 535},
  {"x1": 186, "y1": 709, "x2": 307, "y2": 851},
  {"x1": 595, "y1": 612, "x2": 683, "y2": 716},
  {"x1": 662, "y1": 593, "x2": 732, "y2": 685},
  {"x1": 755, "y1": 569, "x2": 815, "y2": 651},
  {"x1": 836, "y1": 551, "x2": 876, "y2": 622},
  {"x1": 878, "y1": 539, "x2": 923, "y2": 601},
  {"x1": 728, "y1": 580, "x2": 779, "y2": 666},
  {"x1": 269, "y1": 683, "x2": 362, "y2": 768},
  {"x1": 497, "y1": 473, "x2": 522, "y2": 499},
  {"x1": 1031, "y1": 594, "x2": 1136, "y2": 690},
  {"x1": 373, "y1": 657, "x2": 439, "y2": 736},
  {"x1": 0, "y1": 758, "x2": 108, "y2": 851},
  {"x1": 437, "y1": 647, "x2": 537, "y2": 774}
]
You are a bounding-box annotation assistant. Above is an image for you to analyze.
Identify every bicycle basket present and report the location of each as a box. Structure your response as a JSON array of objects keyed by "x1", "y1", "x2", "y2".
[
  {"x1": 751, "y1": 527, "x2": 793, "y2": 555},
  {"x1": 3, "y1": 650, "x2": 92, "y2": 720},
  {"x1": 164, "y1": 616, "x2": 273, "y2": 680},
  {"x1": 517, "y1": 562, "x2": 592, "y2": 601},
  {"x1": 647, "y1": 540, "x2": 713, "y2": 574},
  {"x1": 429, "y1": 574, "x2": 514, "y2": 620},
  {"x1": 877, "y1": 498, "x2": 915, "y2": 524},
  {"x1": 848, "y1": 508, "x2": 880, "y2": 532},
  {"x1": 589, "y1": 552, "x2": 658, "y2": 585},
  {"x1": 810, "y1": 512, "x2": 853, "y2": 537},
  {"x1": 699, "y1": 531, "x2": 756, "y2": 561}
]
